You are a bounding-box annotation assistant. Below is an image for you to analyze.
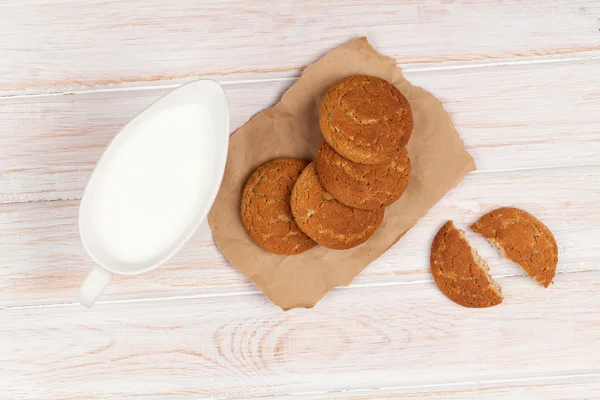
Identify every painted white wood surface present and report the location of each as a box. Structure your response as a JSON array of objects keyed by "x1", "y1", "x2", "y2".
[
  {"x1": 315, "y1": 375, "x2": 600, "y2": 399},
  {"x1": 1, "y1": 272, "x2": 599, "y2": 399},
  {"x1": 1, "y1": 165, "x2": 599, "y2": 307},
  {"x1": 2, "y1": 1, "x2": 600, "y2": 398},
  {"x1": 3, "y1": 0, "x2": 600, "y2": 96},
  {"x1": 2, "y1": 60, "x2": 600, "y2": 203}
]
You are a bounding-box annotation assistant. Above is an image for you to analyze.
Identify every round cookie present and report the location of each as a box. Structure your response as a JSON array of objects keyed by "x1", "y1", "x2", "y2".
[
  {"x1": 290, "y1": 162, "x2": 384, "y2": 250},
  {"x1": 241, "y1": 158, "x2": 317, "y2": 255},
  {"x1": 471, "y1": 207, "x2": 558, "y2": 288},
  {"x1": 319, "y1": 75, "x2": 413, "y2": 165},
  {"x1": 316, "y1": 142, "x2": 410, "y2": 210},
  {"x1": 430, "y1": 221, "x2": 503, "y2": 308}
]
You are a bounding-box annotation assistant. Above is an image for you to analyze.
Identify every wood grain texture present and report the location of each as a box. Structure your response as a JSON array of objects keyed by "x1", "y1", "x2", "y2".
[
  {"x1": 315, "y1": 375, "x2": 600, "y2": 399},
  {"x1": 2, "y1": 0, "x2": 600, "y2": 95},
  {"x1": 2, "y1": 60, "x2": 600, "y2": 203},
  {"x1": 1, "y1": 272, "x2": 599, "y2": 399},
  {"x1": 0, "y1": 80, "x2": 291, "y2": 203},
  {"x1": 3, "y1": 2, "x2": 600, "y2": 397},
  {"x1": 1, "y1": 165, "x2": 599, "y2": 307}
]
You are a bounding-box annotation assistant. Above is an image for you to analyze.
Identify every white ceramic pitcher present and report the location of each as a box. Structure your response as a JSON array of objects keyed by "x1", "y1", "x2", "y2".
[{"x1": 76, "y1": 79, "x2": 229, "y2": 307}]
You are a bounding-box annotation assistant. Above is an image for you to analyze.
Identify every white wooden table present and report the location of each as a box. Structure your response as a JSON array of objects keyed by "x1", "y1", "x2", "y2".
[{"x1": 2, "y1": 1, "x2": 600, "y2": 398}]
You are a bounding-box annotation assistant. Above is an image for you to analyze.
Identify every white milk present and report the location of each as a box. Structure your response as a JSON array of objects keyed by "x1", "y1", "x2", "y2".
[{"x1": 89, "y1": 104, "x2": 213, "y2": 265}]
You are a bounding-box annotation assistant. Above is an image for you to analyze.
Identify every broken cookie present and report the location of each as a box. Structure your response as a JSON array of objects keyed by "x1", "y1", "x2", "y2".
[
  {"x1": 471, "y1": 207, "x2": 558, "y2": 288},
  {"x1": 430, "y1": 221, "x2": 503, "y2": 308}
]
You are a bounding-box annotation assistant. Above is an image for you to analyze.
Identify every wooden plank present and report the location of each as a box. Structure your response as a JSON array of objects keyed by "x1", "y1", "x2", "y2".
[
  {"x1": 0, "y1": 80, "x2": 292, "y2": 203},
  {"x1": 2, "y1": 60, "x2": 600, "y2": 203},
  {"x1": 312, "y1": 375, "x2": 600, "y2": 399},
  {"x1": 1, "y1": 165, "x2": 599, "y2": 307},
  {"x1": 2, "y1": 0, "x2": 600, "y2": 95},
  {"x1": 1, "y1": 272, "x2": 599, "y2": 399}
]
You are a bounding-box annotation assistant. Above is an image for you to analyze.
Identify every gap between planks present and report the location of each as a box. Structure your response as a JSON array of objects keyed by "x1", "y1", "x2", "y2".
[
  {"x1": 0, "y1": 269, "x2": 592, "y2": 312},
  {"x1": 235, "y1": 372, "x2": 600, "y2": 399},
  {"x1": 3, "y1": 0, "x2": 600, "y2": 98},
  {"x1": 4, "y1": 162, "x2": 600, "y2": 206},
  {"x1": 2, "y1": 52, "x2": 600, "y2": 102},
  {"x1": 3, "y1": 271, "x2": 599, "y2": 398},
  {"x1": 3, "y1": 57, "x2": 600, "y2": 204},
  {"x1": 2, "y1": 163, "x2": 598, "y2": 307}
]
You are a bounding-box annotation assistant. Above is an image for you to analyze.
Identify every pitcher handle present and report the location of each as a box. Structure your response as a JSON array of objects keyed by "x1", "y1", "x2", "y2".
[{"x1": 76, "y1": 265, "x2": 112, "y2": 308}]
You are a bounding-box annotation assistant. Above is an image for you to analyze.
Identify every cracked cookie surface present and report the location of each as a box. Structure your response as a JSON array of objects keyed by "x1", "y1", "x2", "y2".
[
  {"x1": 471, "y1": 207, "x2": 557, "y2": 288},
  {"x1": 316, "y1": 141, "x2": 410, "y2": 210},
  {"x1": 430, "y1": 221, "x2": 503, "y2": 308},
  {"x1": 290, "y1": 162, "x2": 384, "y2": 249},
  {"x1": 319, "y1": 75, "x2": 413, "y2": 165},
  {"x1": 241, "y1": 158, "x2": 317, "y2": 255}
]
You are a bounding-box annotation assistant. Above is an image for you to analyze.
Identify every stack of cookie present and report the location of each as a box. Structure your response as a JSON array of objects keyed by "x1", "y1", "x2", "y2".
[{"x1": 241, "y1": 75, "x2": 414, "y2": 255}]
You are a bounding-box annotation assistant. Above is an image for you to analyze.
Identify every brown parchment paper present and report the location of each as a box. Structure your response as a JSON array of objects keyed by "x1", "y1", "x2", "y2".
[{"x1": 207, "y1": 37, "x2": 476, "y2": 310}]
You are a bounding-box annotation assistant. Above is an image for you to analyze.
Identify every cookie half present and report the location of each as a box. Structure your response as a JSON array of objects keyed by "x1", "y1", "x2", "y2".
[
  {"x1": 430, "y1": 221, "x2": 503, "y2": 308},
  {"x1": 316, "y1": 142, "x2": 410, "y2": 210},
  {"x1": 319, "y1": 75, "x2": 413, "y2": 165},
  {"x1": 471, "y1": 207, "x2": 558, "y2": 288},
  {"x1": 290, "y1": 162, "x2": 384, "y2": 249},
  {"x1": 241, "y1": 158, "x2": 317, "y2": 255}
]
